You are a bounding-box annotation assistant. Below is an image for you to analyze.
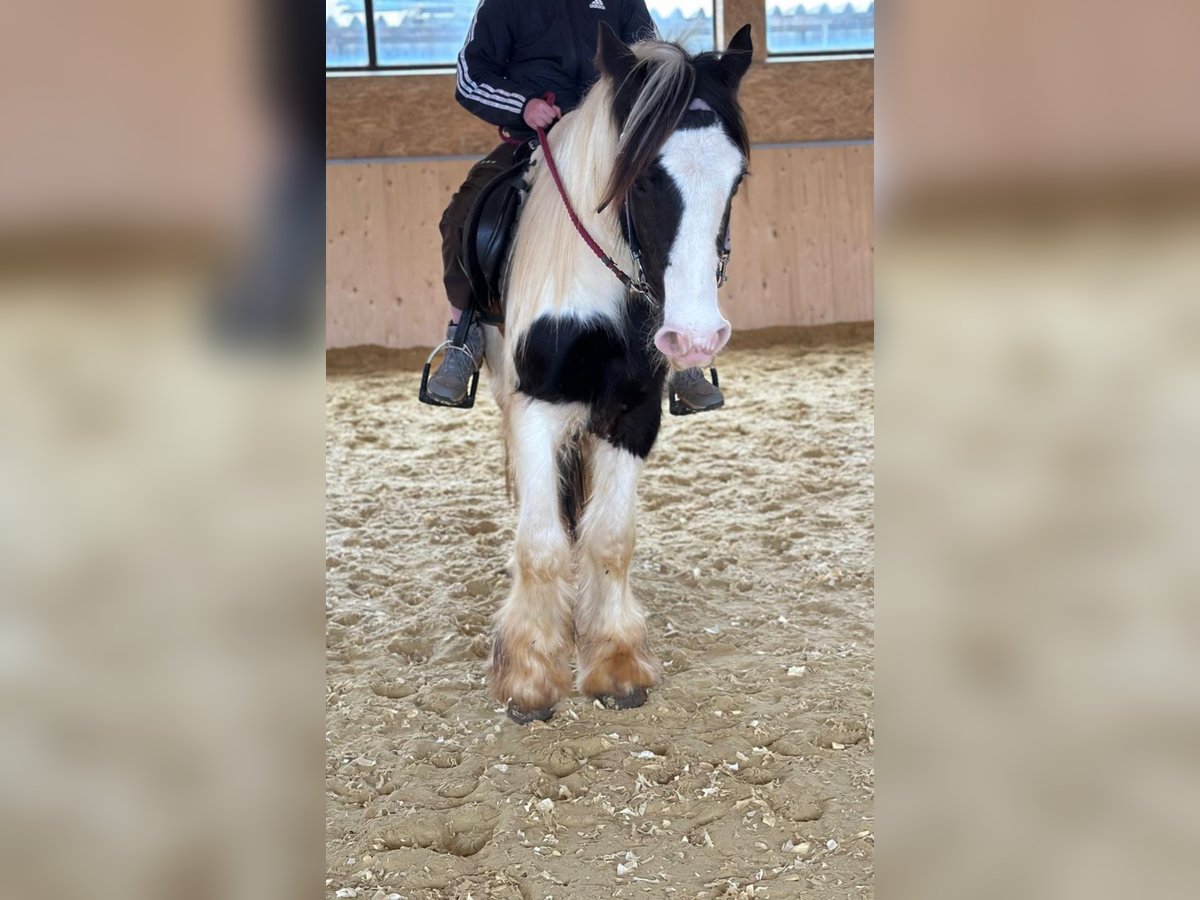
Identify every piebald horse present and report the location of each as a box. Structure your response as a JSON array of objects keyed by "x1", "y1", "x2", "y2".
[{"x1": 482, "y1": 24, "x2": 752, "y2": 723}]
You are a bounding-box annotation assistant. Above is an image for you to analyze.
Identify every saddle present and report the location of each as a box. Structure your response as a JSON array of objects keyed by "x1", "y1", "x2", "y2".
[{"x1": 461, "y1": 159, "x2": 531, "y2": 327}]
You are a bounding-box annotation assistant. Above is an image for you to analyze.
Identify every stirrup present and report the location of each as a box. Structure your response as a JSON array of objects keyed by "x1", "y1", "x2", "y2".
[
  {"x1": 418, "y1": 314, "x2": 481, "y2": 409},
  {"x1": 668, "y1": 367, "x2": 720, "y2": 417}
]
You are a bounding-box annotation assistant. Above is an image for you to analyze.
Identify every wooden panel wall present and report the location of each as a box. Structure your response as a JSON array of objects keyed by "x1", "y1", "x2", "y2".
[
  {"x1": 730, "y1": 143, "x2": 874, "y2": 329},
  {"x1": 326, "y1": 159, "x2": 470, "y2": 350},
  {"x1": 326, "y1": 143, "x2": 873, "y2": 349}
]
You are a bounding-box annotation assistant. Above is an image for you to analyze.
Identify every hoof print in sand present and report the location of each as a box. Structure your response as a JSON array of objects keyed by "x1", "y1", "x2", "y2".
[
  {"x1": 436, "y1": 773, "x2": 481, "y2": 800},
  {"x1": 373, "y1": 807, "x2": 498, "y2": 858},
  {"x1": 532, "y1": 745, "x2": 580, "y2": 778}
]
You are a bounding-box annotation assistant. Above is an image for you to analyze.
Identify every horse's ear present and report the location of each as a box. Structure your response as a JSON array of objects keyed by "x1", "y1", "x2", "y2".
[
  {"x1": 596, "y1": 21, "x2": 637, "y2": 85},
  {"x1": 719, "y1": 24, "x2": 753, "y2": 89}
]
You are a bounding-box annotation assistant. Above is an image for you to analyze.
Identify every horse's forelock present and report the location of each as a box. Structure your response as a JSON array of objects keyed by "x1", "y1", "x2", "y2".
[
  {"x1": 598, "y1": 42, "x2": 696, "y2": 213},
  {"x1": 598, "y1": 41, "x2": 752, "y2": 214}
]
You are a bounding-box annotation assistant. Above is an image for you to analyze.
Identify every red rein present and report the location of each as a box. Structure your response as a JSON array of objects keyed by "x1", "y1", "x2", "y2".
[{"x1": 498, "y1": 93, "x2": 639, "y2": 292}]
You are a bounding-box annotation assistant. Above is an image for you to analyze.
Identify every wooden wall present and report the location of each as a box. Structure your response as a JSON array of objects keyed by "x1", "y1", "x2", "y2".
[{"x1": 326, "y1": 143, "x2": 873, "y2": 349}]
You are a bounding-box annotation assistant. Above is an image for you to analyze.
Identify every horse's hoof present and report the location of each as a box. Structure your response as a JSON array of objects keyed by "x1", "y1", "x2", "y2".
[
  {"x1": 592, "y1": 686, "x2": 649, "y2": 710},
  {"x1": 506, "y1": 701, "x2": 555, "y2": 725}
]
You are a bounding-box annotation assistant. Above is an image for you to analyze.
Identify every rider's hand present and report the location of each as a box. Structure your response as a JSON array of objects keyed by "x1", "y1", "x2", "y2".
[{"x1": 523, "y1": 98, "x2": 561, "y2": 130}]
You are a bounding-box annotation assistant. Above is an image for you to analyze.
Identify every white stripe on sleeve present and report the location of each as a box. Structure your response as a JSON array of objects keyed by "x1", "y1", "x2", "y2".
[{"x1": 457, "y1": 0, "x2": 528, "y2": 107}]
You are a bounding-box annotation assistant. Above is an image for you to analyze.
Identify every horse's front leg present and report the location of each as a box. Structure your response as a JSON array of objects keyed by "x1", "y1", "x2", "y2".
[
  {"x1": 490, "y1": 396, "x2": 581, "y2": 723},
  {"x1": 575, "y1": 439, "x2": 662, "y2": 709}
]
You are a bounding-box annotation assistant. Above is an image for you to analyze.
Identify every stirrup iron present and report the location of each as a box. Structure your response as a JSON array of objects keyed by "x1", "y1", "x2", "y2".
[{"x1": 418, "y1": 314, "x2": 481, "y2": 409}]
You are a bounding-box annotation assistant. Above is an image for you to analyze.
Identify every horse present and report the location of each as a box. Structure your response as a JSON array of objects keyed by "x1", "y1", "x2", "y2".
[{"x1": 481, "y1": 23, "x2": 752, "y2": 724}]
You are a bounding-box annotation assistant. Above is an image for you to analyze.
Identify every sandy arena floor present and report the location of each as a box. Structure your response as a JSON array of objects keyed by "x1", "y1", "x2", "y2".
[{"x1": 326, "y1": 327, "x2": 874, "y2": 899}]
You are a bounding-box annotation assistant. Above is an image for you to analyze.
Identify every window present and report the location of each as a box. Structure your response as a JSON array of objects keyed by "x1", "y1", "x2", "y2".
[
  {"x1": 326, "y1": 2, "x2": 369, "y2": 67},
  {"x1": 326, "y1": 1, "x2": 475, "y2": 69},
  {"x1": 647, "y1": 1, "x2": 716, "y2": 55},
  {"x1": 326, "y1": 1, "x2": 716, "y2": 72},
  {"x1": 767, "y1": 2, "x2": 875, "y2": 57}
]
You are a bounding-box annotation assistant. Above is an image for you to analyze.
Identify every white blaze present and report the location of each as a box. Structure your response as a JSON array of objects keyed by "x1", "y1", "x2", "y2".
[{"x1": 657, "y1": 123, "x2": 743, "y2": 355}]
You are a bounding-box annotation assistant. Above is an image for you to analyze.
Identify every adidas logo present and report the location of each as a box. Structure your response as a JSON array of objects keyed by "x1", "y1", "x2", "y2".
[{"x1": 589, "y1": 0, "x2": 606, "y2": 9}]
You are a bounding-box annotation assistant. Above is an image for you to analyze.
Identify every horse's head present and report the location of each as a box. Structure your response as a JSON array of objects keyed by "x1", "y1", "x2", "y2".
[{"x1": 596, "y1": 24, "x2": 752, "y2": 370}]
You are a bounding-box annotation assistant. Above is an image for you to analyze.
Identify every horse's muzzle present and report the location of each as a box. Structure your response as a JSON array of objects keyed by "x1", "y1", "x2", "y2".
[{"x1": 653, "y1": 321, "x2": 731, "y2": 369}]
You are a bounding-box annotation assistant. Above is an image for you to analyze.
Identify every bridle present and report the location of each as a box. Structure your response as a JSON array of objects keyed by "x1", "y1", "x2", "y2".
[{"x1": 502, "y1": 93, "x2": 733, "y2": 303}]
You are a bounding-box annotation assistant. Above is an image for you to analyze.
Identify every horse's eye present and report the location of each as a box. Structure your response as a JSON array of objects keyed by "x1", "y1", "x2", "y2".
[{"x1": 640, "y1": 167, "x2": 667, "y2": 190}]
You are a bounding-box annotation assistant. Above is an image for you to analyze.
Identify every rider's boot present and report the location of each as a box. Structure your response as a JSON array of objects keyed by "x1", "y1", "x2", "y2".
[
  {"x1": 425, "y1": 320, "x2": 485, "y2": 406},
  {"x1": 669, "y1": 367, "x2": 725, "y2": 413}
]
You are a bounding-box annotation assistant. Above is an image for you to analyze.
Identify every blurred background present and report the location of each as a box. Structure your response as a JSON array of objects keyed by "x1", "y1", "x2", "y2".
[
  {"x1": 879, "y1": 1, "x2": 1200, "y2": 898},
  {"x1": 0, "y1": 1, "x2": 323, "y2": 899},
  {"x1": 325, "y1": 0, "x2": 875, "y2": 350}
]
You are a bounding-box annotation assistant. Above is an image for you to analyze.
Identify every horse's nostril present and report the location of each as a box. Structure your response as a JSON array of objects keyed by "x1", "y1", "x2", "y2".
[
  {"x1": 654, "y1": 329, "x2": 687, "y2": 358},
  {"x1": 714, "y1": 324, "x2": 732, "y2": 351}
]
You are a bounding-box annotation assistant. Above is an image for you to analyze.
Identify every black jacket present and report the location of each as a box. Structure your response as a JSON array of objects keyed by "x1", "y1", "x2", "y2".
[{"x1": 456, "y1": 0, "x2": 657, "y2": 137}]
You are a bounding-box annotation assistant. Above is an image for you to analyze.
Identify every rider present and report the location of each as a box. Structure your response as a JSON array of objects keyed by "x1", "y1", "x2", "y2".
[{"x1": 426, "y1": 0, "x2": 726, "y2": 413}]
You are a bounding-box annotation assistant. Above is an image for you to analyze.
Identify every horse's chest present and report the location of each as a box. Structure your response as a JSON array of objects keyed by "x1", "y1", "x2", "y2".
[
  {"x1": 515, "y1": 314, "x2": 666, "y2": 459},
  {"x1": 514, "y1": 315, "x2": 659, "y2": 406}
]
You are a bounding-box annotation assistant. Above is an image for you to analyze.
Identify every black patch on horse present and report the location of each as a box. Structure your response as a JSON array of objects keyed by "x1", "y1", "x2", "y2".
[
  {"x1": 585, "y1": 293, "x2": 666, "y2": 459},
  {"x1": 514, "y1": 317, "x2": 627, "y2": 405},
  {"x1": 621, "y1": 160, "x2": 684, "y2": 306},
  {"x1": 593, "y1": 375, "x2": 663, "y2": 459},
  {"x1": 514, "y1": 299, "x2": 666, "y2": 459},
  {"x1": 556, "y1": 437, "x2": 587, "y2": 540}
]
